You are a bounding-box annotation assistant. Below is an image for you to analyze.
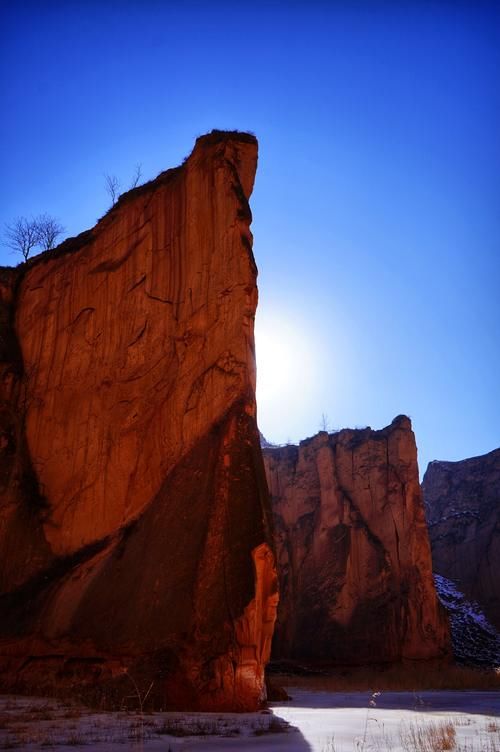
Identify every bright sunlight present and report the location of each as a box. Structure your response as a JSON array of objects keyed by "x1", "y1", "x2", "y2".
[{"x1": 255, "y1": 311, "x2": 322, "y2": 444}]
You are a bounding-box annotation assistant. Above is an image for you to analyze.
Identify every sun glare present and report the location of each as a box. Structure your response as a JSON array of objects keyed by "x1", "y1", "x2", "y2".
[{"x1": 255, "y1": 312, "x2": 321, "y2": 443}]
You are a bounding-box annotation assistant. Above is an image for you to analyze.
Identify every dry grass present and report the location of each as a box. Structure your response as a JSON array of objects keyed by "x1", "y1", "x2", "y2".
[
  {"x1": 0, "y1": 695, "x2": 292, "y2": 748},
  {"x1": 253, "y1": 716, "x2": 289, "y2": 736},
  {"x1": 271, "y1": 663, "x2": 500, "y2": 692},
  {"x1": 400, "y1": 719, "x2": 457, "y2": 751},
  {"x1": 399, "y1": 717, "x2": 500, "y2": 752},
  {"x1": 319, "y1": 716, "x2": 500, "y2": 752}
]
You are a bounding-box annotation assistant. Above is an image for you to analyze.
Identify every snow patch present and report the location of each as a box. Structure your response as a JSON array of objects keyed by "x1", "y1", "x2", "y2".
[{"x1": 434, "y1": 573, "x2": 500, "y2": 667}]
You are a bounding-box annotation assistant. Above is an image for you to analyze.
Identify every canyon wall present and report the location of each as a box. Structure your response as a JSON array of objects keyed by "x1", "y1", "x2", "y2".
[
  {"x1": 263, "y1": 416, "x2": 450, "y2": 665},
  {"x1": 423, "y1": 449, "x2": 500, "y2": 632},
  {"x1": 0, "y1": 131, "x2": 278, "y2": 711}
]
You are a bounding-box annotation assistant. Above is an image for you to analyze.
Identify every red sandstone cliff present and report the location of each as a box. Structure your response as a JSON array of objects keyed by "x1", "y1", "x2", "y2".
[
  {"x1": 423, "y1": 449, "x2": 500, "y2": 632},
  {"x1": 0, "y1": 131, "x2": 278, "y2": 710},
  {"x1": 263, "y1": 416, "x2": 450, "y2": 665}
]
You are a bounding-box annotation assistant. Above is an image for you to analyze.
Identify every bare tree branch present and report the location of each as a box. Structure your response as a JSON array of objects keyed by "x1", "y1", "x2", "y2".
[
  {"x1": 3, "y1": 217, "x2": 41, "y2": 261},
  {"x1": 3, "y1": 214, "x2": 66, "y2": 261},
  {"x1": 320, "y1": 412, "x2": 330, "y2": 432},
  {"x1": 36, "y1": 214, "x2": 65, "y2": 251},
  {"x1": 130, "y1": 163, "x2": 142, "y2": 189},
  {"x1": 104, "y1": 174, "x2": 121, "y2": 206}
]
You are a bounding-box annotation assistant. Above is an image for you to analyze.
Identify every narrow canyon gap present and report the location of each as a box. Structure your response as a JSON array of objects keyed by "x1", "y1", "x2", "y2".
[{"x1": 0, "y1": 131, "x2": 278, "y2": 711}]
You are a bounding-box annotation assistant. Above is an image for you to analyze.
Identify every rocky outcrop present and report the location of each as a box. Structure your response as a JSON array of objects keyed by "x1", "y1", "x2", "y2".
[
  {"x1": 0, "y1": 131, "x2": 278, "y2": 710},
  {"x1": 433, "y1": 575, "x2": 500, "y2": 668},
  {"x1": 423, "y1": 449, "x2": 500, "y2": 632},
  {"x1": 263, "y1": 416, "x2": 450, "y2": 665}
]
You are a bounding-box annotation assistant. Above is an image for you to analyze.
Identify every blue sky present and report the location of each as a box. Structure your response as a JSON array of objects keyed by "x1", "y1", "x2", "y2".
[{"x1": 1, "y1": 1, "x2": 499, "y2": 473}]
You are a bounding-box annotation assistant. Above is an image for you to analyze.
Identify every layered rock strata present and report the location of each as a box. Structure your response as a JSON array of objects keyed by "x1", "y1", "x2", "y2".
[
  {"x1": 423, "y1": 449, "x2": 500, "y2": 631},
  {"x1": 263, "y1": 416, "x2": 450, "y2": 665},
  {"x1": 0, "y1": 131, "x2": 278, "y2": 710}
]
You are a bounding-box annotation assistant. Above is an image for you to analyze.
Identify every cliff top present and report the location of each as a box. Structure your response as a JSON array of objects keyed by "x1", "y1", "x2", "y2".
[
  {"x1": 262, "y1": 414, "x2": 412, "y2": 455},
  {"x1": 0, "y1": 130, "x2": 257, "y2": 278},
  {"x1": 424, "y1": 446, "x2": 500, "y2": 474}
]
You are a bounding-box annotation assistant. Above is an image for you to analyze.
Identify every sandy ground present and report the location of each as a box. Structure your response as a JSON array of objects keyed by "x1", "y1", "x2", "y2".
[{"x1": 0, "y1": 689, "x2": 498, "y2": 750}]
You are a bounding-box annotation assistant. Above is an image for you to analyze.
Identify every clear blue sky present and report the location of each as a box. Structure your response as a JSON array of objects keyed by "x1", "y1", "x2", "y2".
[{"x1": 1, "y1": 1, "x2": 499, "y2": 474}]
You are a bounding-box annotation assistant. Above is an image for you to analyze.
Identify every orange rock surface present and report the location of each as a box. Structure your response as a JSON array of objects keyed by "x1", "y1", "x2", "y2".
[
  {"x1": 263, "y1": 416, "x2": 450, "y2": 665},
  {"x1": 0, "y1": 131, "x2": 278, "y2": 710}
]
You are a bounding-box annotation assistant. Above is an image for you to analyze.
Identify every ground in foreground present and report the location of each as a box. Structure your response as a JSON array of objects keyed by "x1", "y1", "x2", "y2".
[{"x1": 0, "y1": 689, "x2": 499, "y2": 750}]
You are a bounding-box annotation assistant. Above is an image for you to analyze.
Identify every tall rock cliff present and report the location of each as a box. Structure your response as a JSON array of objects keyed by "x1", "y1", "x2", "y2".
[
  {"x1": 423, "y1": 448, "x2": 500, "y2": 632},
  {"x1": 0, "y1": 131, "x2": 278, "y2": 711},
  {"x1": 263, "y1": 416, "x2": 450, "y2": 665}
]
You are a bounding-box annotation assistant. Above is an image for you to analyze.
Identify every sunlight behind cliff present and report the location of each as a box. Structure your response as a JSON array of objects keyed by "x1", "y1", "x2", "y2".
[{"x1": 255, "y1": 311, "x2": 324, "y2": 444}]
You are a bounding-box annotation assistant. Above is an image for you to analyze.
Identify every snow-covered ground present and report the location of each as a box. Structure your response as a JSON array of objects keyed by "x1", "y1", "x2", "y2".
[{"x1": 0, "y1": 689, "x2": 499, "y2": 751}]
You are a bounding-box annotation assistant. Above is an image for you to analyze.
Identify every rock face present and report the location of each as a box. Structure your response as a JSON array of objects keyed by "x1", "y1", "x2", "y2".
[
  {"x1": 0, "y1": 131, "x2": 278, "y2": 710},
  {"x1": 433, "y1": 574, "x2": 500, "y2": 668},
  {"x1": 423, "y1": 449, "x2": 500, "y2": 632},
  {"x1": 263, "y1": 416, "x2": 450, "y2": 665}
]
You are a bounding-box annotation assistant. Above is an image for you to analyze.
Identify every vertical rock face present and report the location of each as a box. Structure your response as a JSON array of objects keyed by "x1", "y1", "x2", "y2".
[
  {"x1": 423, "y1": 449, "x2": 500, "y2": 632},
  {"x1": 0, "y1": 131, "x2": 278, "y2": 710},
  {"x1": 263, "y1": 416, "x2": 450, "y2": 665},
  {"x1": 433, "y1": 574, "x2": 500, "y2": 668},
  {"x1": 0, "y1": 269, "x2": 52, "y2": 596}
]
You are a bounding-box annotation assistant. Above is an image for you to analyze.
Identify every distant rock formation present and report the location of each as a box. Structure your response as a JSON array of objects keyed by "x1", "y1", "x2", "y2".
[
  {"x1": 263, "y1": 416, "x2": 450, "y2": 665},
  {"x1": 423, "y1": 448, "x2": 500, "y2": 632},
  {"x1": 0, "y1": 131, "x2": 278, "y2": 711},
  {"x1": 259, "y1": 430, "x2": 274, "y2": 449},
  {"x1": 433, "y1": 575, "x2": 500, "y2": 668}
]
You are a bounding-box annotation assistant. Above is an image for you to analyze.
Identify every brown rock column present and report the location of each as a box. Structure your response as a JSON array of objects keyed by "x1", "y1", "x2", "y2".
[
  {"x1": 0, "y1": 131, "x2": 277, "y2": 711},
  {"x1": 263, "y1": 416, "x2": 450, "y2": 665}
]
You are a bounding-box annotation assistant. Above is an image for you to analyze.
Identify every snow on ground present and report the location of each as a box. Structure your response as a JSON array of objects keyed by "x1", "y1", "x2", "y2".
[{"x1": 0, "y1": 689, "x2": 499, "y2": 751}]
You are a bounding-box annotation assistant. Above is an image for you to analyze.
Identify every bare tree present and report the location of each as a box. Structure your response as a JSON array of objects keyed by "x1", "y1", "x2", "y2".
[
  {"x1": 320, "y1": 412, "x2": 330, "y2": 432},
  {"x1": 36, "y1": 214, "x2": 65, "y2": 251},
  {"x1": 104, "y1": 174, "x2": 121, "y2": 206},
  {"x1": 104, "y1": 164, "x2": 143, "y2": 207},
  {"x1": 3, "y1": 214, "x2": 66, "y2": 261},
  {"x1": 3, "y1": 217, "x2": 41, "y2": 261},
  {"x1": 129, "y1": 163, "x2": 142, "y2": 189}
]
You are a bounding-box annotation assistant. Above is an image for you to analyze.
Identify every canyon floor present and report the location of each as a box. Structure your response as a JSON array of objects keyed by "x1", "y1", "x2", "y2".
[{"x1": 1, "y1": 688, "x2": 499, "y2": 751}]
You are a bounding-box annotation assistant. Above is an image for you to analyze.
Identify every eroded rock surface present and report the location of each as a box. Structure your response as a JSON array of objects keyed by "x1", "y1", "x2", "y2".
[
  {"x1": 423, "y1": 449, "x2": 500, "y2": 632},
  {"x1": 433, "y1": 574, "x2": 500, "y2": 668},
  {"x1": 0, "y1": 131, "x2": 278, "y2": 710},
  {"x1": 263, "y1": 416, "x2": 450, "y2": 665}
]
